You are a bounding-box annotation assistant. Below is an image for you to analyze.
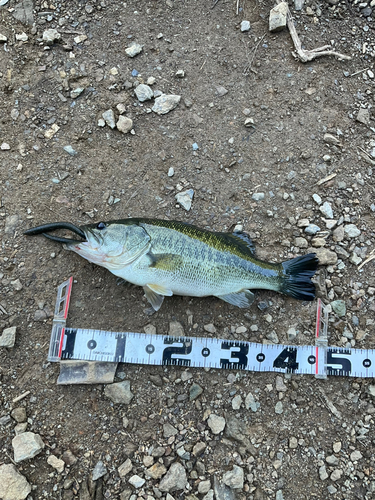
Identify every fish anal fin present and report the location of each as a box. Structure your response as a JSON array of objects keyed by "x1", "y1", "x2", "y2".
[
  {"x1": 215, "y1": 290, "x2": 255, "y2": 308},
  {"x1": 148, "y1": 253, "x2": 184, "y2": 271}
]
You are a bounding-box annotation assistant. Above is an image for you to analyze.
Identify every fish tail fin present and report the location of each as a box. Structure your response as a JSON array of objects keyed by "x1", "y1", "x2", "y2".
[{"x1": 279, "y1": 253, "x2": 319, "y2": 301}]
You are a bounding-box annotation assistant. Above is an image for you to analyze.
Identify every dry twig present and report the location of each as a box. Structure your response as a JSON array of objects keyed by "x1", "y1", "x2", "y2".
[
  {"x1": 243, "y1": 35, "x2": 266, "y2": 76},
  {"x1": 276, "y1": 0, "x2": 351, "y2": 63},
  {"x1": 358, "y1": 249, "x2": 375, "y2": 271}
]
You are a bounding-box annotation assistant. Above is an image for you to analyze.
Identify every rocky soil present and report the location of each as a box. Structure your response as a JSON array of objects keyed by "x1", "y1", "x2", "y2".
[{"x1": 0, "y1": 0, "x2": 375, "y2": 499}]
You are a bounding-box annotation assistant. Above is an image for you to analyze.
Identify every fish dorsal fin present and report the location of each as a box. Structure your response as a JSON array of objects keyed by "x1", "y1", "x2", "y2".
[{"x1": 217, "y1": 231, "x2": 256, "y2": 256}]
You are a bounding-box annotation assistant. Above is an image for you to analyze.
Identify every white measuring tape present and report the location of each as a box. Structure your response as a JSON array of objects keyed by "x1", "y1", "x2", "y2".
[{"x1": 48, "y1": 278, "x2": 375, "y2": 378}]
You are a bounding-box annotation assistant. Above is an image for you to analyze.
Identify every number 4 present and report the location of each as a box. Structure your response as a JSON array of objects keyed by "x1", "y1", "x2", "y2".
[{"x1": 273, "y1": 348, "x2": 299, "y2": 372}]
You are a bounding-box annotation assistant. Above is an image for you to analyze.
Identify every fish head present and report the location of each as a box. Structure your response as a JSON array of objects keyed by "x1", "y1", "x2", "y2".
[{"x1": 66, "y1": 221, "x2": 151, "y2": 269}]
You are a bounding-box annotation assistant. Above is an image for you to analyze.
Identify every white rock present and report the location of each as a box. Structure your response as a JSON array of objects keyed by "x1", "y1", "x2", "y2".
[
  {"x1": 207, "y1": 414, "x2": 226, "y2": 434},
  {"x1": 1, "y1": 142, "x2": 10, "y2": 150},
  {"x1": 116, "y1": 103, "x2": 126, "y2": 114},
  {"x1": 175, "y1": 69, "x2": 185, "y2": 78},
  {"x1": 0, "y1": 326, "x2": 16, "y2": 347},
  {"x1": 16, "y1": 32, "x2": 28, "y2": 41},
  {"x1": 312, "y1": 193, "x2": 322, "y2": 205},
  {"x1": 319, "y1": 201, "x2": 334, "y2": 219},
  {"x1": 12, "y1": 432, "x2": 45, "y2": 463},
  {"x1": 74, "y1": 34, "x2": 87, "y2": 44},
  {"x1": 0, "y1": 464, "x2": 31, "y2": 500},
  {"x1": 118, "y1": 458, "x2": 132, "y2": 478},
  {"x1": 356, "y1": 108, "x2": 370, "y2": 126},
  {"x1": 252, "y1": 192, "x2": 265, "y2": 201},
  {"x1": 0, "y1": 34, "x2": 8, "y2": 42},
  {"x1": 70, "y1": 87, "x2": 84, "y2": 99},
  {"x1": 168, "y1": 167, "x2": 174, "y2": 177},
  {"x1": 147, "y1": 76, "x2": 156, "y2": 85},
  {"x1": 175, "y1": 189, "x2": 194, "y2": 211},
  {"x1": 116, "y1": 115, "x2": 133, "y2": 134},
  {"x1": 43, "y1": 28, "x2": 61, "y2": 44},
  {"x1": 204, "y1": 323, "x2": 216, "y2": 333},
  {"x1": 44, "y1": 123, "x2": 60, "y2": 139},
  {"x1": 350, "y1": 450, "x2": 363, "y2": 461},
  {"x1": 232, "y1": 394, "x2": 242, "y2": 410},
  {"x1": 47, "y1": 455, "x2": 65, "y2": 473},
  {"x1": 102, "y1": 109, "x2": 116, "y2": 129},
  {"x1": 269, "y1": 2, "x2": 288, "y2": 32},
  {"x1": 135, "y1": 84, "x2": 153, "y2": 102},
  {"x1": 245, "y1": 392, "x2": 260, "y2": 412},
  {"x1": 152, "y1": 94, "x2": 181, "y2": 115},
  {"x1": 222, "y1": 465, "x2": 244, "y2": 489},
  {"x1": 104, "y1": 380, "x2": 133, "y2": 404},
  {"x1": 128, "y1": 474, "x2": 145, "y2": 488},
  {"x1": 125, "y1": 43, "x2": 143, "y2": 57},
  {"x1": 198, "y1": 480, "x2": 211, "y2": 494},
  {"x1": 240, "y1": 20, "x2": 251, "y2": 31},
  {"x1": 344, "y1": 224, "x2": 361, "y2": 238},
  {"x1": 159, "y1": 462, "x2": 187, "y2": 492}
]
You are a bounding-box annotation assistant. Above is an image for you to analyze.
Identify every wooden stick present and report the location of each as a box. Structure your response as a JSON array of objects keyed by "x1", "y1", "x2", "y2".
[{"x1": 276, "y1": 0, "x2": 351, "y2": 62}]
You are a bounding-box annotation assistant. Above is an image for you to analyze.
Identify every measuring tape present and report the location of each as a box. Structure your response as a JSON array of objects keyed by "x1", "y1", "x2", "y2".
[{"x1": 48, "y1": 278, "x2": 375, "y2": 378}]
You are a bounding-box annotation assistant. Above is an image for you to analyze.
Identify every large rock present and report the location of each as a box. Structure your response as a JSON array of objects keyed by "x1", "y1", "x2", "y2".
[
  {"x1": 0, "y1": 464, "x2": 31, "y2": 500},
  {"x1": 207, "y1": 414, "x2": 226, "y2": 434},
  {"x1": 269, "y1": 2, "x2": 288, "y2": 32},
  {"x1": 222, "y1": 465, "x2": 244, "y2": 489},
  {"x1": 104, "y1": 380, "x2": 133, "y2": 404},
  {"x1": 12, "y1": 0, "x2": 34, "y2": 26},
  {"x1": 307, "y1": 247, "x2": 337, "y2": 265},
  {"x1": 0, "y1": 326, "x2": 16, "y2": 347},
  {"x1": 5, "y1": 215, "x2": 20, "y2": 235},
  {"x1": 42, "y1": 28, "x2": 61, "y2": 45},
  {"x1": 12, "y1": 432, "x2": 45, "y2": 462},
  {"x1": 134, "y1": 84, "x2": 153, "y2": 102},
  {"x1": 152, "y1": 94, "x2": 181, "y2": 115},
  {"x1": 159, "y1": 462, "x2": 187, "y2": 492},
  {"x1": 125, "y1": 43, "x2": 143, "y2": 57},
  {"x1": 117, "y1": 115, "x2": 133, "y2": 134}
]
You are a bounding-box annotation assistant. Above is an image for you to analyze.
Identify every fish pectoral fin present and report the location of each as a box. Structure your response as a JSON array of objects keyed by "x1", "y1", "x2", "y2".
[
  {"x1": 215, "y1": 290, "x2": 255, "y2": 308},
  {"x1": 147, "y1": 283, "x2": 174, "y2": 296},
  {"x1": 143, "y1": 284, "x2": 173, "y2": 311}
]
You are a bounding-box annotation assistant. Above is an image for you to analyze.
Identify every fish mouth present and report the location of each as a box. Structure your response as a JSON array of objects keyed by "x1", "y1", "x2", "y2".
[{"x1": 24, "y1": 222, "x2": 87, "y2": 244}]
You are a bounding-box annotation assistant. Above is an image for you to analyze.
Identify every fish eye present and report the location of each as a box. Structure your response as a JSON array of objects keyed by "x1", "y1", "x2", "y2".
[{"x1": 97, "y1": 222, "x2": 106, "y2": 230}]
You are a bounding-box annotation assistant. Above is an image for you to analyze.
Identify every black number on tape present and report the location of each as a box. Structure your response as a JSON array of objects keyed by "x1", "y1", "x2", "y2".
[
  {"x1": 162, "y1": 337, "x2": 192, "y2": 366},
  {"x1": 326, "y1": 349, "x2": 352, "y2": 375},
  {"x1": 220, "y1": 341, "x2": 249, "y2": 369},
  {"x1": 273, "y1": 347, "x2": 299, "y2": 372},
  {"x1": 202, "y1": 347, "x2": 210, "y2": 357}
]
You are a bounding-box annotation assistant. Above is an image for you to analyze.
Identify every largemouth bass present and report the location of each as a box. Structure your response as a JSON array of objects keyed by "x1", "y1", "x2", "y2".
[{"x1": 25, "y1": 218, "x2": 319, "y2": 311}]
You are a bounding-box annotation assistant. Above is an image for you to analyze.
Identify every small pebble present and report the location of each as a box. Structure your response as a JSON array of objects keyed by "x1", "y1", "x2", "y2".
[{"x1": 240, "y1": 20, "x2": 251, "y2": 32}]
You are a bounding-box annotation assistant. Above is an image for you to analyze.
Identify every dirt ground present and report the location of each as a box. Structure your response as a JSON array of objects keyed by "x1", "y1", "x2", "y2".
[{"x1": 1, "y1": 0, "x2": 375, "y2": 499}]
